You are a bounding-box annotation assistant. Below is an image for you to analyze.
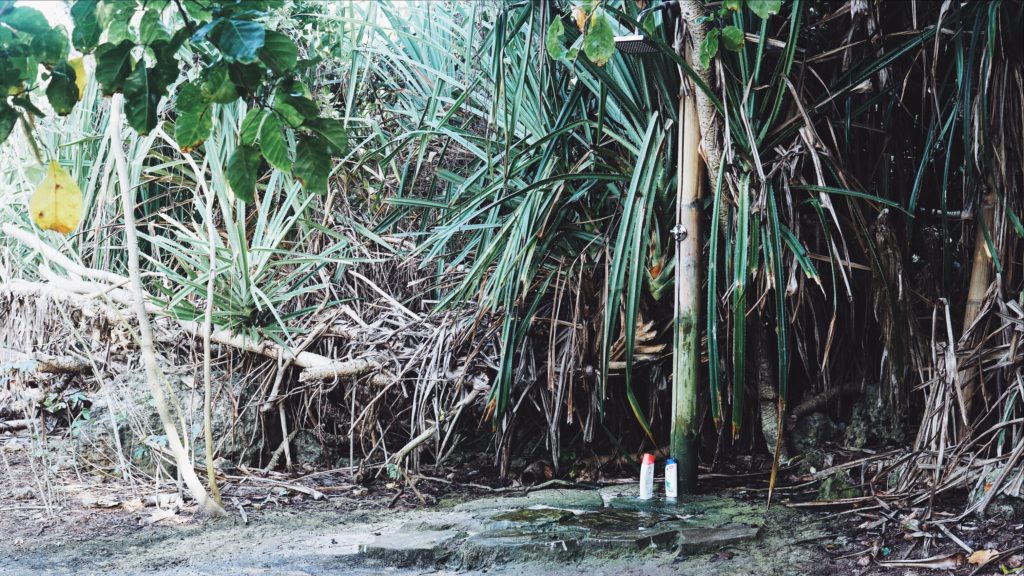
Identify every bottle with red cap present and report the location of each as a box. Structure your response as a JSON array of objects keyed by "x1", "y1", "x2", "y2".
[{"x1": 639, "y1": 453, "x2": 655, "y2": 499}]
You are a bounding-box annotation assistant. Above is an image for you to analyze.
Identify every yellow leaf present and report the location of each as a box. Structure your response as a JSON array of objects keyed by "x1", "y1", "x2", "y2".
[
  {"x1": 572, "y1": 6, "x2": 588, "y2": 32},
  {"x1": 967, "y1": 549, "x2": 999, "y2": 565},
  {"x1": 29, "y1": 161, "x2": 83, "y2": 235},
  {"x1": 69, "y1": 57, "x2": 87, "y2": 100}
]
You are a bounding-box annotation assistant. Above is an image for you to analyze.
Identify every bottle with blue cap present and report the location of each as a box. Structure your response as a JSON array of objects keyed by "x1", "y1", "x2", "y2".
[{"x1": 665, "y1": 457, "x2": 678, "y2": 498}]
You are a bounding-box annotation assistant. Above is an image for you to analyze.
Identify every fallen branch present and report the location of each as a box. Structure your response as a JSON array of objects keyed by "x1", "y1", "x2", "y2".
[
  {"x1": 391, "y1": 388, "x2": 481, "y2": 466},
  {"x1": 0, "y1": 277, "x2": 377, "y2": 383},
  {"x1": 0, "y1": 348, "x2": 90, "y2": 375},
  {"x1": 297, "y1": 356, "x2": 382, "y2": 383},
  {"x1": 0, "y1": 419, "x2": 32, "y2": 433}
]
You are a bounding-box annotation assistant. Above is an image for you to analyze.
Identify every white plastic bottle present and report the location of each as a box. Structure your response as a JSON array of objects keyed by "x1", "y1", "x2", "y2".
[
  {"x1": 639, "y1": 453, "x2": 655, "y2": 500},
  {"x1": 665, "y1": 457, "x2": 678, "y2": 499}
]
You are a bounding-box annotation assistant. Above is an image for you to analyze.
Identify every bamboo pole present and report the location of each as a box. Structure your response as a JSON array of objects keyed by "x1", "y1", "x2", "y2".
[
  {"x1": 960, "y1": 191, "x2": 997, "y2": 420},
  {"x1": 671, "y1": 92, "x2": 703, "y2": 494}
]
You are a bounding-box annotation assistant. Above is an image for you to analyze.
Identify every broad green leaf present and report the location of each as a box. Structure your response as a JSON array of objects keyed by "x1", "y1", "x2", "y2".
[
  {"x1": 0, "y1": 44, "x2": 38, "y2": 87},
  {"x1": 94, "y1": 40, "x2": 134, "y2": 96},
  {"x1": 227, "y1": 62, "x2": 267, "y2": 98},
  {"x1": 293, "y1": 135, "x2": 330, "y2": 195},
  {"x1": 29, "y1": 160, "x2": 82, "y2": 235},
  {"x1": 227, "y1": 144, "x2": 261, "y2": 203},
  {"x1": 239, "y1": 108, "x2": 267, "y2": 145},
  {"x1": 258, "y1": 30, "x2": 297, "y2": 75},
  {"x1": 173, "y1": 82, "x2": 212, "y2": 152},
  {"x1": 104, "y1": 2, "x2": 134, "y2": 45},
  {"x1": 139, "y1": 9, "x2": 170, "y2": 45},
  {"x1": 272, "y1": 80, "x2": 318, "y2": 127},
  {"x1": 259, "y1": 114, "x2": 290, "y2": 171},
  {"x1": 582, "y1": 8, "x2": 615, "y2": 66},
  {"x1": 182, "y1": 0, "x2": 214, "y2": 22},
  {"x1": 546, "y1": 18, "x2": 566, "y2": 60},
  {"x1": 209, "y1": 18, "x2": 265, "y2": 63},
  {"x1": 201, "y1": 62, "x2": 239, "y2": 103},
  {"x1": 747, "y1": 0, "x2": 783, "y2": 19},
  {"x1": 698, "y1": 27, "x2": 720, "y2": 69},
  {"x1": 722, "y1": 25, "x2": 745, "y2": 51},
  {"x1": 1, "y1": 6, "x2": 49, "y2": 34},
  {"x1": 149, "y1": 29, "x2": 188, "y2": 93},
  {"x1": 70, "y1": 0, "x2": 101, "y2": 51},
  {"x1": 31, "y1": 26, "x2": 70, "y2": 65},
  {"x1": 45, "y1": 62, "x2": 78, "y2": 116},
  {"x1": 124, "y1": 62, "x2": 161, "y2": 134},
  {"x1": 0, "y1": 104, "x2": 18, "y2": 143},
  {"x1": 304, "y1": 117, "x2": 347, "y2": 155}
]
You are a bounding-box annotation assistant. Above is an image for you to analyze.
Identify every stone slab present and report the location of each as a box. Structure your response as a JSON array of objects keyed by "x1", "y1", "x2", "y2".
[
  {"x1": 459, "y1": 526, "x2": 588, "y2": 568},
  {"x1": 357, "y1": 529, "x2": 463, "y2": 567},
  {"x1": 452, "y1": 488, "x2": 605, "y2": 513},
  {"x1": 676, "y1": 524, "x2": 762, "y2": 553}
]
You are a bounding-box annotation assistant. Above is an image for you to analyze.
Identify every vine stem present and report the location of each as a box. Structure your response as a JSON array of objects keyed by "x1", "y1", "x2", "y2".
[{"x1": 109, "y1": 94, "x2": 223, "y2": 516}]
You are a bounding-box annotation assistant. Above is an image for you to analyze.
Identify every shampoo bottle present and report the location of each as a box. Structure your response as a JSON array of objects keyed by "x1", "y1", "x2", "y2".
[
  {"x1": 639, "y1": 453, "x2": 655, "y2": 499},
  {"x1": 665, "y1": 457, "x2": 678, "y2": 498}
]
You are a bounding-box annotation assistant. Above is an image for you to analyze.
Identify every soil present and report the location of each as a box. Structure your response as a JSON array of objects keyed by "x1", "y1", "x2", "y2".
[{"x1": 1, "y1": 433, "x2": 1021, "y2": 576}]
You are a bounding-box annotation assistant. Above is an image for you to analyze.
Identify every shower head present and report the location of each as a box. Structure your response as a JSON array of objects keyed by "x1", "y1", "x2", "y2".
[
  {"x1": 613, "y1": 0, "x2": 677, "y2": 57},
  {"x1": 614, "y1": 34, "x2": 661, "y2": 54}
]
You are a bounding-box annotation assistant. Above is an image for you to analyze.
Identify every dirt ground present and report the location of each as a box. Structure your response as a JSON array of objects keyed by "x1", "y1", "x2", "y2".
[{"x1": 1, "y1": 433, "x2": 1021, "y2": 576}]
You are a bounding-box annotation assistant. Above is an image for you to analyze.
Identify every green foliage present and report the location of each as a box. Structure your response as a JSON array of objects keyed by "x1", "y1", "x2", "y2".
[
  {"x1": 721, "y1": 25, "x2": 744, "y2": 51},
  {"x1": 0, "y1": 0, "x2": 348, "y2": 202},
  {"x1": 293, "y1": 136, "x2": 330, "y2": 195},
  {"x1": 258, "y1": 114, "x2": 290, "y2": 172},
  {"x1": 93, "y1": 40, "x2": 133, "y2": 96},
  {"x1": 546, "y1": 18, "x2": 567, "y2": 60},
  {"x1": 699, "y1": 28, "x2": 720, "y2": 68},
  {"x1": 259, "y1": 30, "x2": 298, "y2": 75},
  {"x1": 173, "y1": 82, "x2": 213, "y2": 152},
  {"x1": 206, "y1": 18, "x2": 266, "y2": 63},
  {"x1": 747, "y1": 0, "x2": 783, "y2": 19},
  {"x1": 227, "y1": 145, "x2": 261, "y2": 203},
  {"x1": 582, "y1": 8, "x2": 615, "y2": 66},
  {"x1": 44, "y1": 63, "x2": 78, "y2": 116}
]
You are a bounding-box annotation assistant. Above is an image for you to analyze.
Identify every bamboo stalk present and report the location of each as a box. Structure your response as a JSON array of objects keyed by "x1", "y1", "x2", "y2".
[
  {"x1": 671, "y1": 92, "x2": 703, "y2": 494},
  {"x1": 960, "y1": 191, "x2": 996, "y2": 419}
]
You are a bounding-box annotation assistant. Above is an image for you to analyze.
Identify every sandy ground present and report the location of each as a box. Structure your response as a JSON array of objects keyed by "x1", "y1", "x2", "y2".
[
  {"x1": 2, "y1": 433, "x2": 1020, "y2": 576},
  {"x1": 0, "y1": 504, "x2": 831, "y2": 576}
]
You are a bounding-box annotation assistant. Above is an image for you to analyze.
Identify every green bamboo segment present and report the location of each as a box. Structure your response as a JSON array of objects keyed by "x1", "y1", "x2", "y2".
[{"x1": 731, "y1": 174, "x2": 751, "y2": 439}]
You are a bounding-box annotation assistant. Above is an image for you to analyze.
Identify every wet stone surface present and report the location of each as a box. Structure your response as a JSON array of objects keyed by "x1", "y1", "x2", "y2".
[{"x1": 350, "y1": 486, "x2": 763, "y2": 570}]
